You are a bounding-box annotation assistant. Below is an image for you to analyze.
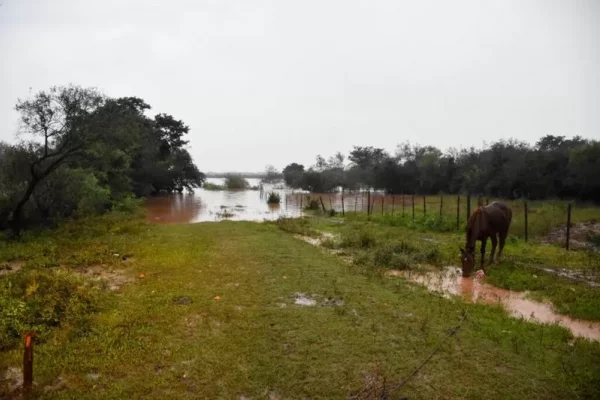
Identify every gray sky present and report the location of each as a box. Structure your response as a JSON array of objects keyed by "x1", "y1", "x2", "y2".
[{"x1": 1, "y1": 0, "x2": 599, "y2": 172}]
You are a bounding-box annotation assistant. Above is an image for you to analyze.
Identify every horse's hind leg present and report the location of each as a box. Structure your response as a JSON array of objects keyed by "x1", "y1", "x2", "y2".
[
  {"x1": 498, "y1": 230, "x2": 507, "y2": 262},
  {"x1": 490, "y1": 234, "x2": 498, "y2": 264}
]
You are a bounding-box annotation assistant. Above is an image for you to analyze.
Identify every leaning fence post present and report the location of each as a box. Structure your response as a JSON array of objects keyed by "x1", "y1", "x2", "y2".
[
  {"x1": 319, "y1": 196, "x2": 326, "y2": 212},
  {"x1": 456, "y1": 195, "x2": 460, "y2": 229},
  {"x1": 23, "y1": 332, "x2": 34, "y2": 392},
  {"x1": 524, "y1": 201, "x2": 528, "y2": 242},
  {"x1": 566, "y1": 204, "x2": 572, "y2": 250},
  {"x1": 412, "y1": 194, "x2": 415, "y2": 220}
]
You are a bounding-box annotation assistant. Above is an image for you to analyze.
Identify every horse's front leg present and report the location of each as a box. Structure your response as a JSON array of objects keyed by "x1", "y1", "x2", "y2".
[{"x1": 480, "y1": 237, "x2": 487, "y2": 270}]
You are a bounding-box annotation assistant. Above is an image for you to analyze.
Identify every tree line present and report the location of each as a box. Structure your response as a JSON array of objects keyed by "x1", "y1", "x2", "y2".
[
  {"x1": 0, "y1": 85, "x2": 205, "y2": 235},
  {"x1": 282, "y1": 136, "x2": 600, "y2": 202}
]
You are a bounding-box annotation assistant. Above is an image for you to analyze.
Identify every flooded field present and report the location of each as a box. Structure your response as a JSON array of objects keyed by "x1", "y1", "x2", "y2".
[
  {"x1": 393, "y1": 267, "x2": 600, "y2": 341},
  {"x1": 146, "y1": 178, "x2": 304, "y2": 223}
]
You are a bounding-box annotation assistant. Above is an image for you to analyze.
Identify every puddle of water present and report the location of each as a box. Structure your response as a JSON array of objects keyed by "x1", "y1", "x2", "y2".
[
  {"x1": 389, "y1": 267, "x2": 600, "y2": 341},
  {"x1": 294, "y1": 293, "x2": 316, "y2": 306}
]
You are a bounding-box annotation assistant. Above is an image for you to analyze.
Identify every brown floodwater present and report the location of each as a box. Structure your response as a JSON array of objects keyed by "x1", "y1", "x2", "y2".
[
  {"x1": 146, "y1": 178, "x2": 304, "y2": 223},
  {"x1": 390, "y1": 267, "x2": 600, "y2": 341}
]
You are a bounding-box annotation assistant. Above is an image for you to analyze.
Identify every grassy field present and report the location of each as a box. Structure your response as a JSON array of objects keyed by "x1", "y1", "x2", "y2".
[
  {"x1": 290, "y1": 193, "x2": 600, "y2": 241},
  {"x1": 1, "y1": 214, "x2": 600, "y2": 399}
]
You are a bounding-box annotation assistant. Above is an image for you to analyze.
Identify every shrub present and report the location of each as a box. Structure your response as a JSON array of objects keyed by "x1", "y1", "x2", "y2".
[
  {"x1": 0, "y1": 268, "x2": 102, "y2": 350},
  {"x1": 304, "y1": 199, "x2": 321, "y2": 210},
  {"x1": 267, "y1": 192, "x2": 281, "y2": 204},
  {"x1": 112, "y1": 195, "x2": 143, "y2": 214},
  {"x1": 273, "y1": 217, "x2": 319, "y2": 236},
  {"x1": 203, "y1": 182, "x2": 224, "y2": 190},
  {"x1": 224, "y1": 174, "x2": 249, "y2": 190},
  {"x1": 340, "y1": 226, "x2": 377, "y2": 248}
]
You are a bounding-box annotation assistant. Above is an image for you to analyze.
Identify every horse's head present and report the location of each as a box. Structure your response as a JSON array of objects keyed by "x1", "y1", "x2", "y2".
[{"x1": 459, "y1": 247, "x2": 475, "y2": 277}]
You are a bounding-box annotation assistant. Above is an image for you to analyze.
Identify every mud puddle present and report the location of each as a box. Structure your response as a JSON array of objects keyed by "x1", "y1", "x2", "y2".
[{"x1": 389, "y1": 267, "x2": 600, "y2": 341}]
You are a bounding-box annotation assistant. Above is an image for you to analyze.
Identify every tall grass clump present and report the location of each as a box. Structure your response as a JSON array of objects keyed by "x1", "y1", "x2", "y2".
[
  {"x1": 339, "y1": 225, "x2": 377, "y2": 248},
  {"x1": 273, "y1": 217, "x2": 319, "y2": 237},
  {"x1": 266, "y1": 192, "x2": 281, "y2": 204}
]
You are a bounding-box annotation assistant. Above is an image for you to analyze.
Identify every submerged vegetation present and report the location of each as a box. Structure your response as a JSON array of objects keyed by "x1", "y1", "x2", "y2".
[
  {"x1": 223, "y1": 174, "x2": 250, "y2": 190},
  {"x1": 266, "y1": 191, "x2": 281, "y2": 204}
]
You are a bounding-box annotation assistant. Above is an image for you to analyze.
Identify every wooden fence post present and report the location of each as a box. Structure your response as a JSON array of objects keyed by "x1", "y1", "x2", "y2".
[
  {"x1": 524, "y1": 201, "x2": 528, "y2": 242},
  {"x1": 381, "y1": 196, "x2": 384, "y2": 214},
  {"x1": 329, "y1": 197, "x2": 333, "y2": 211},
  {"x1": 440, "y1": 196, "x2": 443, "y2": 218},
  {"x1": 466, "y1": 194, "x2": 471, "y2": 221},
  {"x1": 367, "y1": 191, "x2": 371, "y2": 216},
  {"x1": 354, "y1": 195, "x2": 358, "y2": 212},
  {"x1": 319, "y1": 196, "x2": 326, "y2": 212},
  {"x1": 300, "y1": 194, "x2": 303, "y2": 210},
  {"x1": 391, "y1": 196, "x2": 395, "y2": 215},
  {"x1": 23, "y1": 332, "x2": 34, "y2": 391},
  {"x1": 402, "y1": 195, "x2": 405, "y2": 215},
  {"x1": 423, "y1": 196, "x2": 426, "y2": 216},
  {"x1": 566, "y1": 204, "x2": 572, "y2": 250},
  {"x1": 341, "y1": 190, "x2": 345, "y2": 216},
  {"x1": 456, "y1": 195, "x2": 460, "y2": 229},
  {"x1": 412, "y1": 194, "x2": 415, "y2": 220}
]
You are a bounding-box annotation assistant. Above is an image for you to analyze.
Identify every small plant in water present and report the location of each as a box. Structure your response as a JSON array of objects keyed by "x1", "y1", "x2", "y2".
[{"x1": 266, "y1": 192, "x2": 281, "y2": 204}]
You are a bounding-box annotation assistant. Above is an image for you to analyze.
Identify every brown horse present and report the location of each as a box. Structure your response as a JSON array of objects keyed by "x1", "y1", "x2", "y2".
[{"x1": 459, "y1": 202, "x2": 512, "y2": 277}]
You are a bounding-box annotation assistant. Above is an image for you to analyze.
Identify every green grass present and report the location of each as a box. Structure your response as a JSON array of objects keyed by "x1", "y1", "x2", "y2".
[
  {"x1": 1, "y1": 215, "x2": 600, "y2": 398},
  {"x1": 323, "y1": 194, "x2": 600, "y2": 241},
  {"x1": 283, "y1": 216, "x2": 600, "y2": 320}
]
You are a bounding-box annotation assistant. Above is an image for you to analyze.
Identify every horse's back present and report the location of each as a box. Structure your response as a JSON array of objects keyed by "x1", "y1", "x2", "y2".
[{"x1": 486, "y1": 202, "x2": 512, "y2": 230}]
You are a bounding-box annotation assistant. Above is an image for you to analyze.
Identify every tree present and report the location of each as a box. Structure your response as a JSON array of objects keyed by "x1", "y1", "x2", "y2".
[
  {"x1": 9, "y1": 85, "x2": 104, "y2": 235},
  {"x1": 282, "y1": 163, "x2": 305, "y2": 188},
  {"x1": 262, "y1": 165, "x2": 280, "y2": 183}
]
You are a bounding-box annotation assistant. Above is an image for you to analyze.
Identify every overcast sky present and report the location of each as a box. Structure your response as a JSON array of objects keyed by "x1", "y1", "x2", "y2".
[{"x1": 1, "y1": 0, "x2": 598, "y2": 172}]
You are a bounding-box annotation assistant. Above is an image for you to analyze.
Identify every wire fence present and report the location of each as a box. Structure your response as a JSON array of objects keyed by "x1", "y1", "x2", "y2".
[{"x1": 283, "y1": 191, "x2": 600, "y2": 251}]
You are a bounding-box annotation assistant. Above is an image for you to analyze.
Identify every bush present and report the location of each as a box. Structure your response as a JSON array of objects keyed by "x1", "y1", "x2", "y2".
[
  {"x1": 203, "y1": 182, "x2": 224, "y2": 190},
  {"x1": 0, "y1": 268, "x2": 102, "y2": 350},
  {"x1": 304, "y1": 199, "x2": 321, "y2": 210},
  {"x1": 112, "y1": 195, "x2": 143, "y2": 214},
  {"x1": 224, "y1": 174, "x2": 249, "y2": 190},
  {"x1": 266, "y1": 192, "x2": 281, "y2": 204},
  {"x1": 273, "y1": 217, "x2": 319, "y2": 236},
  {"x1": 340, "y1": 225, "x2": 377, "y2": 248}
]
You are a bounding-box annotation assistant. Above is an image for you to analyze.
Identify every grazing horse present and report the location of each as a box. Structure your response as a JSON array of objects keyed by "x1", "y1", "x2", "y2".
[{"x1": 459, "y1": 202, "x2": 512, "y2": 277}]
